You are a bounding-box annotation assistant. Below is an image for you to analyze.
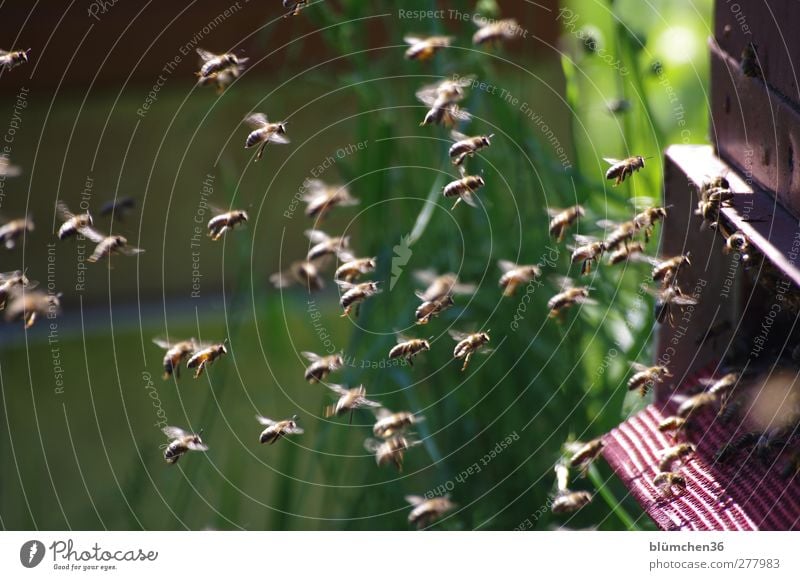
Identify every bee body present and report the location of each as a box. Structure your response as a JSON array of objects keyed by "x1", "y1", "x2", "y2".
[
  {"x1": 654, "y1": 285, "x2": 698, "y2": 325},
  {"x1": 472, "y1": 18, "x2": 522, "y2": 45},
  {"x1": 548, "y1": 205, "x2": 584, "y2": 242},
  {"x1": 302, "y1": 352, "x2": 343, "y2": 383},
  {"x1": 0, "y1": 49, "x2": 30, "y2": 71},
  {"x1": 608, "y1": 242, "x2": 645, "y2": 265},
  {"x1": 0, "y1": 217, "x2": 34, "y2": 249},
  {"x1": 547, "y1": 287, "x2": 591, "y2": 317},
  {"x1": 415, "y1": 293, "x2": 454, "y2": 324},
  {"x1": 186, "y1": 343, "x2": 227, "y2": 378},
  {"x1": 257, "y1": 415, "x2": 303, "y2": 445},
  {"x1": 283, "y1": 0, "x2": 307, "y2": 17},
  {"x1": 337, "y1": 281, "x2": 381, "y2": 317},
  {"x1": 335, "y1": 257, "x2": 376, "y2": 282},
  {"x1": 208, "y1": 210, "x2": 248, "y2": 241},
  {"x1": 653, "y1": 471, "x2": 686, "y2": 496},
  {"x1": 604, "y1": 156, "x2": 645, "y2": 186},
  {"x1": 417, "y1": 78, "x2": 472, "y2": 127},
  {"x1": 406, "y1": 495, "x2": 456, "y2": 528},
  {"x1": 652, "y1": 254, "x2": 690, "y2": 286},
  {"x1": 551, "y1": 490, "x2": 592, "y2": 514},
  {"x1": 498, "y1": 261, "x2": 540, "y2": 297},
  {"x1": 676, "y1": 392, "x2": 717, "y2": 419},
  {"x1": 603, "y1": 220, "x2": 636, "y2": 250},
  {"x1": 324, "y1": 384, "x2": 380, "y2": 418},
  {"x1": 162, "y1": 426, "x2": 207, "y2": 464},
  {"x1": 570, "y1": 239, "x2": 606, "y2": 275},
  {"x1": 367, "y1": 436, "x2": 420, "y2": 471},
  {"x1": 568, "y1": 438, "x2": 604, "y2": 470},
  {"x1": 628, "y1": 363, "x2": 671, "y2": 396},
  {"x1": 88, "y1": 235, "x2": 141, "y2": 262},
  {"x1": 302, "y1": 181, "x2": 359, "y2": 220},
  {"x1": 270, "y1": 260, "x2": 325, "y2": 292},
  {"x1": 4, "y1": 289, "x2": 61, "y2": 328},
  {"x1": 659, "y1": 443, "x2": 695, "y2": 472},
  {"x1": 305, "y1": 230, "x2": 350, "y2": 262},
  {"x1": 0, "y1": 271, "x2": 32, "y2": 309},
  {"x1": 404, "y1": 35, "x2": 452, "y2": 61},
  {"x1": 443, "y1": 175, "x2": 485, "y2": 209},
  {"x1": 153, "y1": 338, "x2": 197, "y2": 380},
  {"x1": 389, "y1": 338, "x2": 430, "y2": 365},
  {"x1": 243, "y1": 113, "x2": 289, "y2": 160},
  {"x1": 658, "y1": 416, "x2": 687, "y2": 436},
  {"x1": 196, "y1": 50, "x2": 246, "y2": 78},
  {"x1": 449, "y1": 132, "x2": 493, "y2": 166},
  {"x1": 451, "y1": 331, "x2": 490, "y2": 371},
  {"x1": 373, "y1": 411, "x2": 421, "y2": 439}
]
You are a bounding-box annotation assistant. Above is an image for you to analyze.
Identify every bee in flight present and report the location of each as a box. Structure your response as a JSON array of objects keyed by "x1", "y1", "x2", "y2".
[
  {"x1": 270, "y1": 258, "x2": 327, "y2": 292},
  {"x1": 567, "y1": 438, "x2": 605, "y2": 474},
  {"x1": 472, "y1": 16, "x2": 523, "y2": 46},
  {"x1": 404, "y1": 35, "x2": 453, "y2": 61},
  {"x1": 0, "y1": 48, "x2": 31, "y2": 71},
  {"x1": 548, "y1": 205, "x2": 584, "y2": 243},
  {"x1": 416, "y1": 77, "x2": 473, "y2": 127},
  {"x1": 372, "y1": 408, "x2": 424, "y2": 439},
  {"x1": 608, "y1": 242, "x2": 646, "y2": 266},
  {"x1": 85, "y1": 232, "x2": 145, "y2": 263},
  {"x1": 243, "y1": 113, "x2": 289, "y2": 160},
  {"x1": 650, "y1": 253, "x2": 691, "y2": 287},
  {"x1": 597, "y1": 218, "x2": 636, "y2": 251},
  {"x1": 304, "y1": 229, "x2": 351, "y2": 262},
  {"x1": 700, "y1": 372, "x2": 740, "y2": 398},
  {"x1": 197, "y1": 67, "x2": 241, "y2": 94},
  {"x1": 207, "y1": 208, "x2": 248, "y2": 241},
  {"x1": 658, "y1": 416, "x2": 687, "y2": 437},
  {"x1": 569, "y1": 235, "x2": 606, "y2": 275},
  {"x1": 283, "y1": 0, "x2": 308, "y2": 17},
  {"x1": 653, "y1": 471, "x2": 686, "y2": 497},
  {"x1": 162, "y1": 426, "x2": 208, "y2": 464},
  {"x1": 547, "y1": 277, "x2": 595, "y2": 318},
  {"x1": 658, "y1": 443, "x2": 695, "y2": 472},
  {"x1": 256, "y1": 414, "x2": 304, "y2": 445},
  {"x1": 56, "y1": 201, "x2": 94, "y2": 240},
  {"x1": 450, "y1": 329, "x2": 491, "y2": 371},
  {"x1": 0, "y1": 271, "x2": 35, "y2": 309},
  {"x1": 365, "y1": 435, "x2": 421, "y2": 471},
  {"x1": 324, "y1": 383, "x2": 381, "y2": 423},
  {"x1": 604, "y1": 155, "x2": 647, "y2": 186},
  {"x1": 388, "y1": 334, "x2": 431, "y2": 366},
  {"x1": 676, "y1": 392, "x2": 718, "y2": 420},
  {"x1": 99, "y1": 196, "x2": 136, "y2": 222},
  {"x1": 152, "y1": 337, "x2": 199, "y2": 380},
  {"x1": 449, "y1": 130, "x2": 493, "y2": 166},
  {"x1": 405, "y1": 495, "x2": 456, "y2": 529},
  {"x1": 195, "y1": 48, "x2": 248, "y2": 80},
  {"x1": 551, "y1": 490, "x2": 593, "y2": 514},
  {"x1": 0, "y1": 215, "x2": 34, "y2": 249},
  {"x1": 186, "y1": 341, "x2": 227, "y2": 378},
  {"x1": 336, "y1": 280, "x2": 381, "y2": 317},
  {"x1": 335, "y1": 256, "x2": 376, "y2": 283},
  {"x1": 498, "y1": 259, "x2": 541, "y2": 297},
  {"x1": 413, "y1": 269, "x2": 475, "y2": 302},
  {"x1": 301, "y1": 180, "x2": 360, "y2": 221},
  {"x1": 4, "y1": 288, "x2": 60, "y2": 328},
  {"x1": 632, "y1": 204, "x2": 667, "y2": 242},
  {"x1": 443, "y1": 168, "x2": 485, "y2": 210},
  {"x1": 0, "y1": 156, "x2": 21, "y2": 178},
  {"x1": 628, "y1": 362, "x2": 671, "y2": 396},
  {"x1": 415, "y1": 292, "x2": 454, "y2": 325},
  {"x1": 301, "y1": 351, "x2": 344, "y2": 383},
  {"x1": 651, "y1": 283, "x2": 699, "y2": 325}
]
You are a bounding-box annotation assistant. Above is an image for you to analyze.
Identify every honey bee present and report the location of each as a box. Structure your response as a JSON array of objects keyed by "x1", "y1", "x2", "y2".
[
  {"x1": 449, "y1": 131, "x2": 493, "y2": 166},
  {"x1": 301, "y1": 180, "x2": 360, "y2": 221},
  {"x1": 548, "y1": 205, "x2": 584, "y2": 242},
  {"x1": 256, "y1": 414, "x2": 304, "y2": 445},
  {"x1": 405, "y1": 495, "x2": 456, "y2": 529},
  {"x1": 415, "y1": 292, "x2": 455, "y2": 325},
  {"x1": 162, "y1": 426, "x2": 208, "y2": 464},
  {"x1": 547, "y1": 277, "x2": 595, "y2": 318},
  {"x1": 676, "y1": 392, "x2": 718, "y2": 419},
  {"x1": 416, "y1": 77, "x2": 473, "y2": 127},
  {"x1": 324, "y1": 384, "x2": 381, "y2": 422},
  {"x1": 364, "y1": 435, "x2": 421, "y2": 471},
  {"x1": 651, "y1": 253, "x2": 691, "y2": 286},
  {"x1": 56, "y1": 201, "x2": 94, "y2": 240},
  {"x1": 604, "y1": 156, "x2": 647, "y2": 186},
  {"x1": 472, "y1": 16, "x2": 522, "y2": 46},
  {"x1": 4, "y1": 288, "x2": 61, "y2": 328},
  {"x1": 207, "y1": 208, "x2": 248, "y2": 241},
  {"x1": 84, "y1": 232, "x2": 145, "y2": 263},
  {"x1": 152, "y1": 337, "x2": 199, "y2": 380},
  {"x1": 608, "y1": 242, "x2": 646, "y2": 265},
  {"x1": 336, "y1": 280, "x2": 381, "y2": 317},
  {"x1": 695, "y1": 184, "x2": 732, "y2": 229},
  {"x1": 595, "y1": 219, "x2": 635, "y2": 251},
  {"x1": 551, "y1": 490, "x2": 593, "y2": 514},
  {"x1": 741, "y1": 42, "x2": 761, "y2": 78},
  {"x1": 0, "y1": 156, "x2": 21, "y2": 178},
  {"x1": 0, "y1": 271, "x2": 34, "y2": 309},
  {"x1": 627, "y1": 362, "x2": 671, "y2": 396},
  {"x1": 443, "y1": 170, "x2": 485, "y2": 210},
  {"x1": 388, "y1": 334, "x2": 431, "y2": 366},
  {"x1": 450, "y1": 329, "x2": 491, "y2": 371},
  {"x1": 243, "y1": 113, "x2": 289, "y2": 160},
  {"x1": 653, "y1": 471, "x2": 686, "y2": 496},
  {"x1": 568, "y1": 438, "x2": 605, "y2": 472},
  {"x1": 0, "y1": 48, "x2": 31, "y2": 71},
  {"x1": 304, "y1": 229, "x2": 351, "y2": 261},
  {"x1": 651, "y1": 284, "x2": 699, "y2": 325},
  {"x1": 413, "y1": 269, "x2": 475, "y2": 302},
  {"x1": 632, "y1": 206, "x2": 667, "y2": 241},
  {"x1": 335, "y1": 257, "x2": 376, "y2": 283},
  {"x1": 699, "y1": 372, "x2": 740, "y2": 397},
  {"x1": 186, "y1": 341, "x2": 227, "y2": 378},
  {"x1": 724, "y1": 231, "x2": 752, "y2": 262},
  {"x1": 658, "y1": 416, "x2": 687, "y2": 436},
  {"x1": 195, "y1": 48, "x2": 248, "y2": 79},
  {"x1": 282, "y1": 0, "x2": 307, "y2": 17},
  {"x1": 0, "y1": 216, "x2": 34, "y2": 249},
  {"x1": 570, "y1": 235, "x2": 606, "y2": 275},
  {"x1": 403, "y1": 35, "x2": 452, "y2": 61},
  {"x1": 496, "y1": 260, "x2": 540, "y2": 297},
  {"x1": 301, "y1": 351, "x2": 344, "y2": 383},
  {"x1": 197, "y1": 67, "x2": 240, "y2": 94},
  {"x1": 99, "y1": 196, "x2": 136, "y2": 222},
  {"x1": 658, "y1": 443, "x2": 695, "y2": 472},
  {"x1": 372, "y1": 408, "x2": 424, "y2": 439},
  {"x1": 270, "y1": 258, "x2": 327, "y2": 292}
]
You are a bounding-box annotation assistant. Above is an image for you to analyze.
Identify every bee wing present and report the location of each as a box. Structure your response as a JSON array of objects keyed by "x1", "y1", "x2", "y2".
[
  {"x1": 0, "y1": 50, "x2": 8, "y2": 57},
  {"x1": 79, "y1": 225, "x2": 107, "y2": 244},
  {"x1": 361, "y1": 397, "x2": 382, "y2": 408},
  {"x1": 336, "y1": 249, "x2": 357, "y2": 263},
  {"x1": 55, "y1": 200, "x2": 75, "y2": 220},
  {"x1": 195, "y1": 48, "x2": 218, "y2": 62},
  {"x1": 671, "y1": 294, "x2": 699, "y2": 306},
  {"x1": 286, "y1": 426, "x2": 304, "y2": 435},
  {"x1": 255, "y1": 415, "x2": 277, "y2": 427},
  {"x1": 497, "y1": 259, "x2": 518, "y2": 273},
  {"x1": 364, "y1": 438, "x2": 382, "y2": 453},
  {"x1": 451, "y1": 130, "x2": 469, "y2": 142},
  {"x1": 546, "y1": 207, "x2": 567, "y2": 218},
  {"x1": 603, "y1": 157, "x2": 622, "y2": 166},
  {"x1": 629, "y1": 196, "x2": 657, "y2": 209},
  {"x1": 405, "y1": 495, "x2": 425, "y2": 506},
  {"x1": 574, "y1": 295, "x2": 598, "y2": 306},
  {"x1": 412, "y1": 268, "x2": 438, "y2": 286},
  {"x1": 373, "y1": 407, "x2": 392, "y2": 419},
  {"x1": 403, "y1": 35, "x2": 425, "y2": 45},
  {"x1": 0, "y1": 270, "x2": 22, "y2": 282},
  {"x1": 335, "y1": 280, "x2": 355, "y2": 291},
  {"x1": 595, "y1": 219, "x2": 621, "y2": 230},
  {"x1": 162, "y1": 426, "x2": 189, "y2": 439},
  {"x1": 448, "y1": 329, "x2": 471, "y2": 341},
  {"x1": 549, "y1": 274, "x2": 575, "y2": 290},
  {"x1": 459, "y1": 190, "x2": 478, "y2": 208},
  {"x1": 415, "y1": 83, "x2": 440, "y2": 104},
  {"x1": 245, "y1": 113, "x2": 268, "y2": 128},
  {"x1": 450, "y1": 281, "x2": 476, "y2": 295},
  {"x1": 186, "y1": 441, "x2": 209, "y2": 452},
  {"x1": 573, "y1": 233, "x2": 598, "y2": 245},
  {"x1": 301, "y1": 351, "x2": 322, "y2": 362},
  {"x1": 152, "y1": 337, "x2": 174, "y2": 349},
  {"x1": 630, "y1": 362, "x2": 649, "y2": 373},
  {"x1": 269, "y1": 270, "x2": 293, "y2": 288},
  {"x1": 302, "y1": 179, "x2": 328, "y2": 198},
  {"x1": 304, "y1": 229, "x2": 330, "y2": 244},
  {"x1": 268, "y1": 133, "x2": 290, "y2": 145},
  {"x1": 325, "y1": 383, "x2": 349, "y2": 396},
  {"x1": 447, "y1": 105, "x2": 471, "y2": 123},
  {"x1": 120, "y1": 245, "x2": 145, "y2": 256}
]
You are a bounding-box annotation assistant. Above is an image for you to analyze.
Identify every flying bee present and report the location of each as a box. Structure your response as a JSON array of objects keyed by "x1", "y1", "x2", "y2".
[
  {"x1": 653, "y1": 472, "x2": 686, "y2": 497},
  {"x1": 724, "y1": 231, "x2": 752, "y2": 263},
  {"x1": 567, "y1": 438, "x2": 605, "y2": 473},
  {"x1": 658, "y1": 416, "x2": 687, "y2": 436},
  {"x1": 741, "y1": 42, "x2": 761, "y2": 78},
  {"x1": 336, "y1": 280, "x2": 381, "y2": 317},
  {"x1": 186, "y1": 341, "x2": 227, "y2": 378},
  {"x1": 85, "y1": 233, "x2": 145, "y2": 263},
  {"x1": 270, "y1": 258, "x2": 327, "y2": 292},
  {"x1": 633, "y1": 206, "x2": 667, "y2": 241},
  {"x1": 207, "y1": 208, "x2": 248, "y2": 241},
  {"x1": 608, "y1": 242, "x2": 646, "y2": 265},
  {"x1": 403, "y1": 35, "x2": 453, "y2": 61},
  {"x1": 628, "y1": 362, "x2": 671, "y2": 396},
  {"x1": 56, "y1": 201, "x2": 94, "y2": 240},
  {"x1": 547, "y1": 277, "x2": 595, "y2": 318},
  {"x1": 650, "y1": 253, "x2": 691, "y2": 287},
  {"x1": 195, "y1": 48, "x2": 248, "y2": 79},
  {"x1": 497, "y1": 260, "x2": 541, "y2": 297},
  {"x1": 324, "y1": 384, "x2": 381, "y2": 422},
  {"x1": 0, "y1": 216, "x2": 34, "y2": 249},
  {"x1": 389, "y1": 334, "x2": 431, "y2": 366},
  {"x1": 0, "y1": 271, "x2": 35, "y2": 309},
  {"x1": 0, "y1": 48, "x2": 31, "y2": 71},
  {"x1": 0, "y1": 156, "x2": 21, "y2": 178},
  {"x1": 256, "y1": 414, "x2": 304, "y2": 445},
  {"x1": 651, "y1": 284, "x2": 699, "y2": 325},
  {"x1": 405, "y1": 495, "x2": 456, "y2": 529},
  {"x1": 4, "y1": 288, "x2": 61, "y2": 328},
  {"x1": 570, "y1": 235, "x2": 606, "y2": 275},
  {"x1": 283, "y1": 0, "x2": 307, "y2": 17},
  {"x1": 372, "y1": 408, "x2": 424, "y2": 439},
  {"x1": 676, "y1": 392, "x2": 718, "y2": 419},
  {"x1": 548, "y1": 205, "x2": 585, "y2": 242},
  {"x1": 450, "y1": 329, "x2": 491, "y2": 372},
  {"x1": 301, "y1": 351, "x2": 344, "y2": 383},
  {"x1": 414, "y1": 269, "x2": 475, "y2": 302},
  {"x1": 551, "y1": 490, "x2": 593, "y2": 514},
  {"x1": 700, "y1": 372, "x2": 740, "y2": 397},
  {"x1": 301, "y1": 179, "x2": 360, "y2": 221},
  {"x1": 304, "y1": 229, "x2": 351, "y2": 262},
  {"x1": 162, "y1": 426, "x2": 208, "y2": 464},
  {"x1": 472, "y1": 16, "x2": 523, "y2": 46},
  {"x1": 152, "y1": 337, "x2": 199, "y2": 380},
  {"x1": 243, "y1": 113, "x2": 289, "y2": 160},
  {"x1": 597, "y1": 219, "x2": 636, "y2": 251},
  {"x1": 658, "y1": 443, "x2": 695, "y2": 472},
  {"x1": 604, "y1": 155, "x2": 647, "y2": 186},
  {"x1": 335, "y1": 257, "x2": 376, "y2": 283},
  {"x1": 449, "y1": 130, "x2": 493, "y2": 166},
  {"x1": 364, "y1": 435, "x2": 421, "y2": 471},
  {"x1": 415, "y1": 292, "x2": 454, "y2": 325},
  {"x1": 416, "y1": 77, "x2": 473, "y2": 127},
  {"x1": 99, "y1": 196, "x2": 136, "y2": 222},
  {"x1": 443, "y1": 171, "x2": 485, "y2": 210},
  {"x1": 197, "y1": 67, "x2": 240, "y2": 94}
]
